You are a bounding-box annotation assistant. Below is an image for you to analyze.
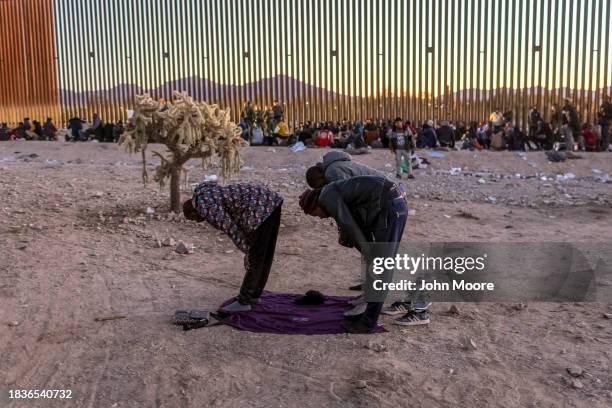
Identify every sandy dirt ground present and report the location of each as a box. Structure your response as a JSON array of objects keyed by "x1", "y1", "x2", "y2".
[{"x1": 1, "y1": 141, "x2": 611, "y2": 408}]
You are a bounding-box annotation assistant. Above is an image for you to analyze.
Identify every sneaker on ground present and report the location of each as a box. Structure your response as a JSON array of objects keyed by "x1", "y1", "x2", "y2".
[
  {"x1": 381, "y1": 301, "x2": 411, "y2": 316},
  {"x1": 393, "y1": 311, "x2": 430, "y2": 326}
]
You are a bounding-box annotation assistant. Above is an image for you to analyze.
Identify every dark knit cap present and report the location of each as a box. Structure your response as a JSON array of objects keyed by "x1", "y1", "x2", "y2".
[{"x1": 299, "y1": 188, "x2": 321, "y2": 214}]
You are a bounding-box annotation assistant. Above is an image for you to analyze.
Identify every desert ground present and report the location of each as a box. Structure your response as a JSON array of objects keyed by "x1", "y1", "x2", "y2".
[{"x1": 1, "y1": 141, "x2": 611, "y2": 408}]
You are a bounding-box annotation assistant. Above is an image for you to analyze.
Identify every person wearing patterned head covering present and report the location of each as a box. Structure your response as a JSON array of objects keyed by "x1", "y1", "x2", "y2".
[{"x1": 183, "y1": 181, "x2": 283, "y2": 312}]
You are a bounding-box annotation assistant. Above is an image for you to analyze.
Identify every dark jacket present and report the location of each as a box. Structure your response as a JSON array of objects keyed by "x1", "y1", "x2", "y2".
[
  {"x1": 321, "y1": 151, "x2": 383, "y2": 183},
  {"x1": 418, "y1": 126, "x2": 438, "y2": 148},
  {"x1": 436, "y1": 125, "x2": 455, "y2": 147},
  {"x1": 388, "y1": 129, "x2": 414, "y2": 151},
  {"x1": 318, "y1": 176, "x2": 395, "y2": 251}
]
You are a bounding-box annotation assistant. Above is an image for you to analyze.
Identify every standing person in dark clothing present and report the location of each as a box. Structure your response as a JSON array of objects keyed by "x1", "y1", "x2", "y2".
[
  {"x1": 598, "y1": 97, "x2": 612, "y2": 151},
  {"x1": 299, "y1": 176, "x2": 427, "y2": 333},
  {"x1": 388, "y1": 118, "x2": 415, "y2": 179},
  {"x1": 42, "y1": 118, "x2": 57, "y2": 140},
  {"x1": 183, "y1": 181, "x2": 283, "y2": 313},
  {"x1": 436, "y1": 120, "x2": 455, "y2": 148}
]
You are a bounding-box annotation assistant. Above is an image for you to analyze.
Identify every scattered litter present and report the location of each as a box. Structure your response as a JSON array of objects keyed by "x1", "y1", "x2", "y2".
[
  {"x1": 427, "y1": 151, "x2": 445, "y2": 158},
  {"x1": 355, "y1": 380, "x2": 368, "y2": 389},
  {"x1": 540, "y1": 176, "x2": 548, "y2": 181},
  {"x1": 556, "y1": 173, "x2": 576, "y2": 182},
  {"x1": 241, "y1": 165, "x2": 255, "y2": 171},
  {"x1": 591, "y1": 169, "x2": 602, "y2": 174},
  {"x1": 478, "y1": 178, "x2": 486, "y2": 184},
  {"x1": 289, "y1": 142, "x2": 306, "y2": 152},
  {"x1": 596, "y1": 174, "x2": 612, "y2": 183},
  {"x1": 43, "y1": 159, "x2": 63, "y2": 168},
  {"x1": 486, "y1": 196, "x2": 497, "y2": 204},
  {"x1": 407, "y1": 209, "x2": 417, "y2": 216},
  {"x1": 266, "y1": 147, "x2": 277, "y2": 153},
  {"x1": 384, "y1": 163, "x2": 392, "y2": 168},
  {"x1": 146, "y1": 207, "x2": 155, "y2": 215},
  {"x1": 7, "y1": 321, "x2": 20, "y2": 327},
  {"x1": 443, "y1": 214, "x2": 451, "y2": 219},
  {"x1": 450, "y1": 167, "x2": 462, "y2": 176},
  {"x1": 204, "y1": 174, "x2": 218, "y2": 182},
  {"x1": 93, "y1": 191, "x2": 104, "y2": 198}
]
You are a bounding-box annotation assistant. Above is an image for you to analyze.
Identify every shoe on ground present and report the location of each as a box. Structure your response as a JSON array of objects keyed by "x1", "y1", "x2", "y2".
[
  {"x1": 406, "y1": 174, "x2": 415, "y2": 179},
  {"x1": 341, "y1": 319, "x2": 376, "y2": 334},
  {"x1": 344, "y1": 302, "x2": 367, "y2": 317},
  {"x1": 393, "y1": 311, "x2": 430, "y2": 326},
  {"x1": 381, "y1": 301, "x2": 411, "y2": 316},
  {"x1": 220, "y1": 300, "x2": 252, "y2": 313}
]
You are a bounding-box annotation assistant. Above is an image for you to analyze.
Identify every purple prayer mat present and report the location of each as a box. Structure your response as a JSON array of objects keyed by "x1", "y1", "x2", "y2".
[{"x1": 220, "y1": 291, "x2": 386, "y2": 335}]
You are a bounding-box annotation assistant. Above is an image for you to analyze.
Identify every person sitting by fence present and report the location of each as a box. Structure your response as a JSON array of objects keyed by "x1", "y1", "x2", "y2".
[
  {"x1": 581, "y1": 123, "x2": 599, "y2": 151},
  {"x1": 436, "y1": 120, "x2": 455, "y2": 148},
  {"x1": 42, "y1": 118, "x2": 57, "y2": 141},
  {"x1": 417, "y1": 120, "x2": 438, "y2": 148},
  {"x1": 0, "y1": 123, "x2": 9, "y2": 141}
]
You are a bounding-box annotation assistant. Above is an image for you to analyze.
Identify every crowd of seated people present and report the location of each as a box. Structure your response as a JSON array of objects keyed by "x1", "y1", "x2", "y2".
[
  {"x1": 3, "y1": 98, "x2": 611, "y2": 152},
  {"x1": 0, "y1": 114, "x2": 125, "y2": 143}
]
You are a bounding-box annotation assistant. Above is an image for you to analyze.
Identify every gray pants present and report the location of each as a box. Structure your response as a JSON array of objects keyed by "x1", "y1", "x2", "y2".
[{"x1": 395, "y1": 150, "x2": 412, "y2": 176}]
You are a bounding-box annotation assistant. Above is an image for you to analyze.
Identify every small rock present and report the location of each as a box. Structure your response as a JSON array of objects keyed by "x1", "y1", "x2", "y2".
[
  {"x1": 224, "y1": 250, "x2": 234, "y2": 254},
  {"x1": 162, "y1": 237, "x2": 176, "y2": 247},
  {"x1": 7, "y1": 321, "x2": 19, "y2": 327},
  {"x1": 567, "y1": 366, "x2": 584, "y2": 378},
  {"x1": 478, "y1": 178, "x2": 486, "y2": 184},
  {"x1": 355, "y1": 380, "x2": 368, "y2": 389},
  {"x1": 162, "y1": 253, "x2": 175, "y2": 260},
  {"x1": 146, "y1": 207, "x2": 155, "y2": 215},
  {"x1": 93, "y1": 191, "x2": 104, "y2": 198},
  {"x1": 175, "y1": 241, "x2": 195, "y2": 254},
  {"x1": 603, "y1": 313, "x2": 612, "y2": 319},
  {"x1": 570, "y1": 379, "x2": 583, "y2": 389},
  {"x1": 449, "y1": 305, "x2": 460, "y2": 315},
  {"x1": 16, "y1": 243, "x2": 27, "y2": 250}
]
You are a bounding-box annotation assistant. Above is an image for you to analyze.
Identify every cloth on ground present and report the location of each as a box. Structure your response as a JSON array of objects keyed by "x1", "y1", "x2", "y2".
[{"x1": 220, "y1": 291, "x2": 386, "y2": 334}]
